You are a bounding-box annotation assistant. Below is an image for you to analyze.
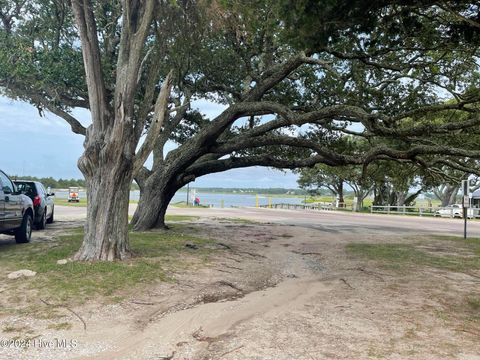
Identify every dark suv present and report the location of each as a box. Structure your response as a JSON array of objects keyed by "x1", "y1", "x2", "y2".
[
  {"x1": 0, "y1": 170, "x2": 35, "y2": 243},
  {"x1": 14, "y1": 180, "x2": 54, "y2": 229}
]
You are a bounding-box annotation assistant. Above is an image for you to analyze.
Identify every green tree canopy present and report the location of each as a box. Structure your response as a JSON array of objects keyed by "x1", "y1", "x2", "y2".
[{"x1": 3, "y1": 0, "x2": 480, "y2": 252}]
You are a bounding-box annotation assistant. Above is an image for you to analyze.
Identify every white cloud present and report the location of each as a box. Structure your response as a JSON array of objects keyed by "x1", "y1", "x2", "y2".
[
  {"x1": 0, "y1": 96, "x2": 300, "y2": 187},
  {"x1": 0, "y1": 97, "x2": 84, "y2": 178},
  {"x1": 191, "y1": 99, "x2": 227, "y2": 119},
  {"x1": 194, "y1": 167, "x2": 299, "y2": 188}
]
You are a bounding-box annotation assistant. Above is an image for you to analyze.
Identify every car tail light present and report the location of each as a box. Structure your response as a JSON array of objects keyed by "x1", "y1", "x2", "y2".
[{"x1": 33, "y1": 195, "x2": 41, "y2": 206}]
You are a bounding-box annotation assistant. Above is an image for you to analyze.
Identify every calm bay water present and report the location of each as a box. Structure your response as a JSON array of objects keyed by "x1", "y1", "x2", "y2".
[
  {"x1": 53, "y1": 190, "x2": 304, "y2": 208},
  {"x1": 169, "y1": 191, "x2": 305, "y2": 207}
]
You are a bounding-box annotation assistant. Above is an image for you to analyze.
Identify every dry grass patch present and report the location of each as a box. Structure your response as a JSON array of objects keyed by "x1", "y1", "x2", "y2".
[
  {"x1": 0, "y1": 225, "x2": 217, "y2": 312},
  {"x1": 346, "y1": 235, "x2": 480, "y2": 273}
]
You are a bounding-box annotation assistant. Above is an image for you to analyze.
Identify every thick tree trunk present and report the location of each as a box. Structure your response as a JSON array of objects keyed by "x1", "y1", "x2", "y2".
[
  {"x1": 373, "y1": 181, "x2": 390, "y2": 206},
  {"x1": 352, "y1": 190, "x2": 361, "y2": 211},
  {"x1": 448, "y1": 187, "x2": 459, "y2": 206},
  {"x1": 404, "y1": 188, "x2": 423, "y2": 206},
  {"x1": 68, "y1": 0, "x2": 172, "y2": 260},
  {"x1": 434, "y1": 184, "x2": 460, "y2": 207},
  {"x1": 396, "y1": 192, "x2": 407, "y2": 206},
  {"x1": 74, "y1": 163, "x2": 133, "y2": 261},
  {"x1": 337, "y1": 181, "x2": 344, "y2": 206},
  {"x1": 388, "y1": 192, "x2": 396, "y2": 206},
  {"x1": 131, "y1": 175, "x2": 178, "y2": 231}
]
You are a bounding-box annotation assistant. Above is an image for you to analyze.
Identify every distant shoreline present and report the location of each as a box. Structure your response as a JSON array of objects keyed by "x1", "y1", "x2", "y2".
[
  {"x1": 52, "y1": 188, "x2": 305, "y2": 198},
  {"x1": 51, "y1": 188, "x2": 306, "y2": 196}
]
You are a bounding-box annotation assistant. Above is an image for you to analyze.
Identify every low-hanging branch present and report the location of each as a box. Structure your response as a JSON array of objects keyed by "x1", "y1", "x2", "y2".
[{"x1": 182, "y1": 141, "x2": 480, "y2": 187}]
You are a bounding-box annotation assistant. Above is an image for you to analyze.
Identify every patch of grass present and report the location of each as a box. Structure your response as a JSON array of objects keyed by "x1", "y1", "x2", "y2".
[
  {"x1": 437, "y1": 294, "x2": 480, "y2": 327},
  {"x1": 47, "y1": 322, "x2": 72, "y2": 331},
  {"x1": 127, "y1": 215, "x2": 199, "y2": 227},
  {"x1": 15, "y1": 306, "x2": 64, "y2": 320},
  {"x1": 0, "y1": 227, "x2": 215, "y2": 305},
  {"x1": 2, "y1": 324, "x2": 32, "y2": 333},
  {"x1": 2, "y1": 324, "x2": 18, "y2": 333},
  {"x1": 130, "y1": 228, "x2": 213, "y2": 258},
  {"x1": 467, "y1": 297, "x2": 480, "y2": 311},
  {"x1": 429, "y1": 235, "x2": 480, "y2": 256},
  {"x1": 367, "y1": 346, "x2": 383, "y2": 358},
  {"x1": 435, "y1": 309, "x2": 450, "y2": 322},
  {"x1": 170, "y1": 201, "x2": 208, "y2": 208},
  {"x1": 164, "y1": 215, "x2": 199, "y2": 222},
  {"x1": 304, "y1": 196, "x2": 374, "y2": 207},
  {"x1": 54, "y1": 198, "x2": 88, "y2": 207},
  {"x1": 346, "y1": 241, "x2": 480, "y2": 272},
  {"x1": 213, "y1": 217, "x2": 260, "y2": 224}
]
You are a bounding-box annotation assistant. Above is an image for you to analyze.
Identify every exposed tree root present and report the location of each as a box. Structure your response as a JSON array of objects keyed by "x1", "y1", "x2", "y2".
[
  {"x1": 40, "y1": 298, "x2": 87, "y2": 331},
  {"x1": 340, "y1": 278, "x2": 355, "y2": 289}
]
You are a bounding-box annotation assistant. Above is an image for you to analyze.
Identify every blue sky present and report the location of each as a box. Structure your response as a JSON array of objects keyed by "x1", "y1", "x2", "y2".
[{"x1": 0, "y1": 96, "x2": 299, "y2": 188}]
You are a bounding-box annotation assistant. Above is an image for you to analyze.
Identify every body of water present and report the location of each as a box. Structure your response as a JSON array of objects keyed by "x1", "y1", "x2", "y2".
[
  {"x1": 170, "y1": 191, "x2": 305, "y2": 207},
  {"x1": 52, "y1": 190, "x2": 305, "y2": 208}
]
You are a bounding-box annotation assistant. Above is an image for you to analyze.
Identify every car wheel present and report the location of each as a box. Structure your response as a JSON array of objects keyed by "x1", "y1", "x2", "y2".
[
  {"x1": 15, "y1": 212, "x2": 32, "y2": 243},
  {"x1": 37, "y1": 209, "x2": 47, "y2": 230},
  {"x1": 47, "y1": 206, "x2": 54, "y2": 224}
]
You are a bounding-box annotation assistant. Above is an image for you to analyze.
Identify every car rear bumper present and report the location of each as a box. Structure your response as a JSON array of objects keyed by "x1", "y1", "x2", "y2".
[{"x1": 33, "y1": 205, "x2": 44, "y2": 223}]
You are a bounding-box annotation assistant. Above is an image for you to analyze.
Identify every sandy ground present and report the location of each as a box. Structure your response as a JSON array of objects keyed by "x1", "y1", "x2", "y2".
[{"x1": 1, "y1": 206, "x2": 480, "y2": 359}]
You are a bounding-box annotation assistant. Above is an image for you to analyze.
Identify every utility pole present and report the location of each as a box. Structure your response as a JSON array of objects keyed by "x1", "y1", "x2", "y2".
[{"x1": 463, "y1": 179, "x2": 470, "y2": 239}]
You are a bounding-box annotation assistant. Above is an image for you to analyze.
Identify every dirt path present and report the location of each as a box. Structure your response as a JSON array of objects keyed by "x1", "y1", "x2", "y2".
[{"x1": 1, "y1": 214, "x2": 480, "y2": 359}]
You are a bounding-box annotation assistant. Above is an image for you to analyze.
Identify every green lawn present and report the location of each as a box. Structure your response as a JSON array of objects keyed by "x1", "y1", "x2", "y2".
[
  {"x1": 170, "y1": 201, "x2": 208, "y2": 208},
  {"x1": 0, "y1": 226, "x2": 215, "y2": 309},
  {"x1": 55, "y1": 198, "x2": 88, "y2": 207},
  {"x1": 304, "y1": 196, "x2": 441, "y2": 208},
  {"x1": 164, "y1": 215, "x2": 200, "y2": 222},
  {"x1": 127, "y1": 215, "x2": 200, "y2": 224},
  {"x1": 347, "y1": 235, "x2": 480, "y2": 272}
]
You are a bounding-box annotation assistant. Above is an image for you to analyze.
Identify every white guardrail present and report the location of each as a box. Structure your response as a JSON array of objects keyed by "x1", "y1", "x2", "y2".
[
  {"x1": 259, "y1": 202, "x2": 335, "y2": 211},
  {"x1": 370, "y1": 205, "x2": 480, "y2": 218},
  {"x1": 259, "y1": 203, "x2": 480, "y2": 218}
]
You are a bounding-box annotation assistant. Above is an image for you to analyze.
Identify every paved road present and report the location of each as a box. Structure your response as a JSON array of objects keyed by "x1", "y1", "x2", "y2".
[
  {"x1": 170, "y1": 206, "x2": 480, "y2": 236},
  {"x1": 52, "y1": 204, "x2": 480, "y2": 237}
]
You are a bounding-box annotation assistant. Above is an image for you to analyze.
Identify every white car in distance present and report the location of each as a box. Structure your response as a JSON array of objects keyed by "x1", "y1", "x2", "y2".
[{"x1": 434, "y1": 204, "x2": 475, "y2": 218}]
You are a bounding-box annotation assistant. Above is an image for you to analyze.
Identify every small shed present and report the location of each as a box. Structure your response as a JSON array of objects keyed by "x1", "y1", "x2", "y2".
[{"x1": 471, "y1": 189, "x2": 480, "y2": 208}]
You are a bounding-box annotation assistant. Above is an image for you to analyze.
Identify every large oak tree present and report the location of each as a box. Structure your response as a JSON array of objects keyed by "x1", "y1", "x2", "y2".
[
  {"x1": 2, "y1": 0, "x2": 480, "y2": 258},
  {"x1": 130, "y1": 1, "x2": 480, "y2": 230},
  {"x1": 0, "y1": 0, "x2": 179, "y2": 259}
]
